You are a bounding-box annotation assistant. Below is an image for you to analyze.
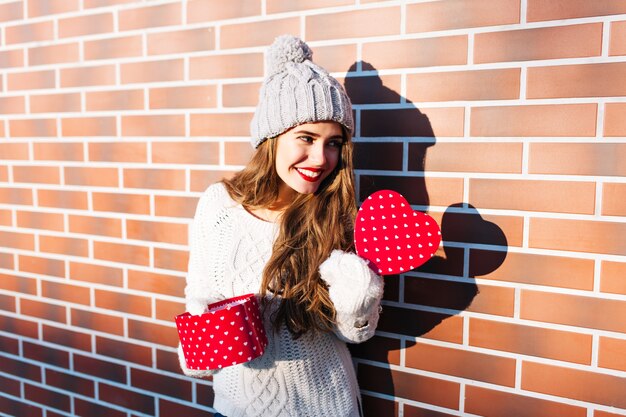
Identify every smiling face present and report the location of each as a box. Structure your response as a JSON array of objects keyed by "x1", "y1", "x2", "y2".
[{"x1": 274, "y1": 121, "x2": 345, "y2": 204}]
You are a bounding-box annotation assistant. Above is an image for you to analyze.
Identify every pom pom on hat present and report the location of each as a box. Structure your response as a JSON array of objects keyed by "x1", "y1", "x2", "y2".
[{"x1": 265, "y1": 34, "x2": 313, "y2": 76}]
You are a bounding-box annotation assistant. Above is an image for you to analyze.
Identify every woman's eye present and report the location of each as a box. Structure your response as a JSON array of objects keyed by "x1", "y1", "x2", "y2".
[
  {"x1": 328, "y1": 140, "x2": 343, "y2": 148},
  {"x1": 298, "y1": 135, "x2": 313, "y2": 143}
]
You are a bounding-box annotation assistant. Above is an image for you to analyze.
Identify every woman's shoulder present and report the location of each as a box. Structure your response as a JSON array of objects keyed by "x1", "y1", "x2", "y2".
[{"x1": 194, "y1": 182, "x2": 237, "y2": 222}]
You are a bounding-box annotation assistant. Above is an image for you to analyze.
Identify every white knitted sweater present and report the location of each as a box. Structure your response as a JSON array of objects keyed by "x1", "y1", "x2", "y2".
[{"x1": 179, "y1": 183, "x2": 384, "y2": 417}]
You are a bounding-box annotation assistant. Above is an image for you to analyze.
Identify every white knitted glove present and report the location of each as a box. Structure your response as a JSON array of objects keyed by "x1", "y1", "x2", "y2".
[{"x1": 319, "y1": 250, "x2": 383, "y2": 343}]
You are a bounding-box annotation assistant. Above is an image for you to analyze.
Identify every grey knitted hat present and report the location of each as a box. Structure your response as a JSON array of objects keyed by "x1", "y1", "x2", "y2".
[{"x1": 250, "y1": 35, "x2": 354, "y2": 148}]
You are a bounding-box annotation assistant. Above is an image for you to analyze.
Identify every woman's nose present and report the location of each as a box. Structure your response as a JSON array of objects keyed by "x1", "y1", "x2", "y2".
[{"x1": 308, "y1": 142, "x2": 327, "y2": 166}]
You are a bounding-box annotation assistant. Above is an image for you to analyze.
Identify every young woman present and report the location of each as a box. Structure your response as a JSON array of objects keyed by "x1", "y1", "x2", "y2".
[{"x1": 179, "y1": 35, "x2": 384, "y2": 417}]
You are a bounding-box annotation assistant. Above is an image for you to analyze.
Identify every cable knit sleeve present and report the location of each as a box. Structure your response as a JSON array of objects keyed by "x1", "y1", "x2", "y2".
[
  {"x1": 319, "y1": 250, "x2": 384, "y2": 344},
  {"x1": 179, "y1": 183, "x2": 231, "y2": 378}
]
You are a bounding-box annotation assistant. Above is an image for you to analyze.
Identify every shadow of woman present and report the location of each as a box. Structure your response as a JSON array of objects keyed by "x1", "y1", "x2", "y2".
[{"x1": 343, "y1": 62, "x2": 508, "y2": 416}]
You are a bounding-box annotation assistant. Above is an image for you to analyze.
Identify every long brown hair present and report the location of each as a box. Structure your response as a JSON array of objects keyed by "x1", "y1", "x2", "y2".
[{"x1": 222, "y1": 125, "x2": 356, "y2": 338}]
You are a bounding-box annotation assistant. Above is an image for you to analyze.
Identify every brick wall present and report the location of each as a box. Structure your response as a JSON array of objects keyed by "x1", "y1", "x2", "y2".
[{"x1": 1, "y1": 0, "x2": 625, "y2": 416}]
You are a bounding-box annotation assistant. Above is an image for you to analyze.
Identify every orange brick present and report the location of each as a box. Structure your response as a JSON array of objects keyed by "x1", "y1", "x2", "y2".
[
  {"x1": 407, "y1": 0, "x2": 519, "y2": 33},
  {"x1": 123, "y1": 168, "x2": 185, "y2": 191},
  {"x1": 69, "y1": 214, "x2": 122, "y2": 238},
  {"x1": 527, "y1": 0, "x2": 626, "y2": 22},
  {"x1": 530, "y1": 143, "x2": 626, "y2": 176},
  {"x1": 129, "y1": 319, "x2": 178, "y2": 346},
  {"x1": 155, "y1": 195, "x2": 198, "y2": 218},
  {"x1": 378, "y1": 305, "x2": 464, "y2": 343},
  {"x1": 531, "y1": 217, "x2": 626, "y2": 256},
  {"x1": 466, "y1": 284, "x2": 515, "y2": 317},
  {"x1": 147, "y1": 28, "x2": 215, "y2": 55},
  {"x1": 469, "y1": 179, "x2": 595, "y2": 214},
  {"x1": 6, "y1": 20, "x2": 54, "y2": 44},
  {"x1": 361, "y1": 107, "x2": 465, "y2": 137},
  {"x1": 29, "y1": 43, "x2": 80, "y2": 66},
  {"x1": 94, "y1": 241, "x2": 149, "y2": 266},
  {"x1": 0, "y1": 96, "x2": 26, "y2": 115},
  {"x1": 0, "y1": 273, "x2": 37, "y2": 294},
  {"x1": 267, "y1": 0, "x2": 351, "y2": 13},
  {"x1": 521, "y1": 290, "x2": 626, "y2": 333},
  {"x1": 528, "y1": 63, "x2": 626, "y2": 99},
  {"x1": 522, "y1": 361, "x2": 626, "y2": 408},
  {"x1": 28, "y1": 0, "x2": 79, "y2": 17},
  {"x1": 62, "y1": 117, "x2": 117, "y2": 137},
  {"x1": 190, "y1": 113, "x2": 252, "y2": 136},
  {"x1": 407, "y1": 69, "x2": 520, "y2": 102},
  {"x1": 19, "y1": 254, "x2": 64, "y2": 277},
  {"x1": 361, "y1": 175, "x2": 464, "y2": 209},
  {"x1": 97, "y1": 336, "x2": 152, "y2": 366},
  {"x1": 474, "y1": 250, "x2": 594, "y2": 290},
  {"x1": 221, "y1": 18, "x2": 299, "y2": 49},
  {"x1": 120, "y1": 3, "x2": 181, "y2": 31},
  {"x1": 95, "y1": 290, "x2": 151, "y2": 317},
  {"x1": 225, "y1": 142, "x2": 253, "y2": 165},
  {"x1": 38, "y1": 189, "x2": 88, "y2": 210},
  {"x1": 191, "y1": 170, "x2": 235, "y2": 191},
  {"x1": 126, "y1": 219, "x2": 188, "y2": 245},
  {"x1": 610, "y1": 20, "x2": 626, "y2": 56},
  {"x1": 152, "y1": 142, "x2": 219, "y2": 164},
  {"x1": 0, "y1": 1, "x2": 23, "y2": 22},
  {"x1": 406, "y1": 341, "x2": 516, "y2": 386},
  {"x1": 150, "y1": 85, "x2": 216, "y2": 109},
  {"x1": 30, "y1": 93, "x2": 81, "y2": 113},
  {"x1": 86, "y1": 89, "x2": 144, "y2": 111},
  {"x1": 470, "y1": 318, "x2": 592, "y2": 364},
  {"x1": 71, "y1": 307, "x2": 124, "y2": 336},
  {"x1": 475, "y1": 23, "x2": 602, "y2": 63},
  {"x1": 64, "y1": 167, "x2": 118, "y2": 187},
  {"x1": 33, "y1": 142, "x2": 83, "y2": 161},
  {"x1": 128, "y1": 269, "x2": 184, "y2": 297},
  {"x1": 359, "y1": 364, "x2": 460, "y2": 409},
  {"x1": 17, "y1": 211, "x2": 64, "y2": 232},
  {"x1": 343, "y1": 74, "x2": 402, "y2": 105},
  {"x1": 70, "y1": 261, "x2": 123, "y2": 287},
  {"x1": 421, "y1": 142, "x2": 522, "y2": 173},
  {"x1": 187, "y1": 0, "x2": 261, "y2": 23},
  {"x1": 0, "y1": 143, "x2": 29, "y2": 160},
  {"x1": 602, "y1": 182, "x2": 626, "y2": 216},
  {"x1": 21, "y1": 299, "x2": 67, "y2": 323},
  {"x1": 190, "y1": 53, "x2": 263, "y2": 80},
  {"x1": 307, "y1": 7, "x2": 400, "y2": 41},
  {"x1": 92, "y1": 192, "x2": 150, "y2": 215},
  {"x1": 84, "y1": 35, "x2": 143, "y2": 61},
  {"x1": 59, "y1": 12, "x2": 113, "y2": 38},
  {"x1": 122, "y1": 115, "x2": 184, "y2": 137},
  {"x1": 362, "y1": 36, "x2": 467, "y2": 70},
  {"x1": 89, "y1": 142, "x2": 147, "y2": 163},
  {"x1": 0, "y1": 49, "x2": 25, "y2": 69},
  {"x1": 471, "y1": 104, "x2": 596, "y2": 137},
  {"x1": 600, "y1": 261, "x2": 626, "y2": 296},
  {"x1": 154, "y1": 247, "x2": 188, "y2": 272},
  {"x1": 0, "y1": 210, "x2": 13, "y2": 227},
  {"x1": 465, "y1": 386, "x2": 586, "y2": 417},
  {"x1": 121, "y1": 59, "x2": 184, "y2": 84},
  {"x1": 7, "y1": 69, "x2": 55, "y2": 91},
  {"x1": 0, "y1": 254, "x2": 15, "y2": 269},
  {"x1": 9, "y1": 118, "x2": 57, "y2": 137},
  {"x1": 0, "y1": 187, "x2": 33, "y2": 205},
  {"x1": 156, "y1": 299, "x2": 184, "y2": 321},
  {"x1": 0, "y1": 231, "x2": 35, "y2": 251},
  {"x1": 596, "y1": 411, "x2": 626, "y2": 417},
  {"x1": 222, "y1": 82, "x2": 261, "y2": 107},
  {"x1": 13, "y1": 166, "x2": 60, "y2": 185},
  {"x1": 42, "y1": 281, "x2": 90, "y2": 305},
  {"x1": 40, "y1": 235, "x2": 88, "y2": 257},
  {"x1": 599, "y1": 336, "x2": 626, "y2": 372},
  {"x1": 604, "y1": 103, "x2": 626, "y2": 137},
  {"x1": 312, "y1": 44, "x2": 358, "y2": 74},
  {"x1": 60, "y1": 65, "x2": 116, "y2": 88}
]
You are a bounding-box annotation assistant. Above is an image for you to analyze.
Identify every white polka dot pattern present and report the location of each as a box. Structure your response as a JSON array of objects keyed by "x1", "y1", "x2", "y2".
[
  {"x1": 175, "y1": 294, "x2": 268, "y2": 370},
  {"x1": 354, "y1": 190, "x2": 442, "y2": 275}
]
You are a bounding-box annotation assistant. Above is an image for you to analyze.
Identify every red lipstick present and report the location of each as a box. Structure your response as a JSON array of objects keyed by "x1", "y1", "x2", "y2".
[{"x1": 295, "y1": 167, "x2": 323, "y2": 183}]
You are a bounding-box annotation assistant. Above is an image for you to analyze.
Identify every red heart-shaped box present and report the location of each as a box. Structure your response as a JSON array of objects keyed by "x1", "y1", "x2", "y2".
[
  {"x1": 175, "y1": 294, "x2": 268, "y2": 370},
  {"x1": 355, "y1": 190, "x2": 442, "y2": 275}
]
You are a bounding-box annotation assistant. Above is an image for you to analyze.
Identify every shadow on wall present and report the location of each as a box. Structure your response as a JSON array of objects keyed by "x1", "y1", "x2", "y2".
[{"x1": 343, "y1": 62, "x2": 508, "y2": 415}]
